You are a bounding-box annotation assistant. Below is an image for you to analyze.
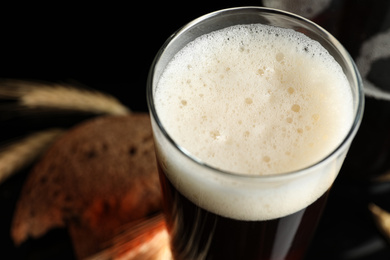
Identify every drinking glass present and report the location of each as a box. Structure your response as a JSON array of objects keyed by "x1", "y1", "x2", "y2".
[{"x1": 147, "y1": 7, "x2": 364, "y2": 260}]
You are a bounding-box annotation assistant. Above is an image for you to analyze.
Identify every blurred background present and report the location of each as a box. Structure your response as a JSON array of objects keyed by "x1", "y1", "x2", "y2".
[{"x1": 1, "y1": 1, "x2": 390, "y2": 259}]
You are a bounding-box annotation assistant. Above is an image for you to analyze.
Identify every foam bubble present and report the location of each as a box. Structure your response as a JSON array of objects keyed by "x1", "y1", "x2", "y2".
[{"x1": 154, "y1": 24, "x2": 353, "y2": 220}]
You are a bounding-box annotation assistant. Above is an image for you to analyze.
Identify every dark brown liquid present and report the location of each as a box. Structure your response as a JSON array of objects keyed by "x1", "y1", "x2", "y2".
[{"x1": 159, "y1": 164, "x2": 329, "y2": 260}]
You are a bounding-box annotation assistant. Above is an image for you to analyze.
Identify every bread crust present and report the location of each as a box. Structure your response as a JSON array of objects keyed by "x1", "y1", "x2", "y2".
[{"x1": 11, "y1": 113, "x2": 161, "y2": 259}]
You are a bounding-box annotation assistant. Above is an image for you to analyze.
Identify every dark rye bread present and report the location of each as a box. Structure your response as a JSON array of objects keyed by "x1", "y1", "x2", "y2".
[{"x1": 11, "y1": 113, "x2": 161, "y2": 259}]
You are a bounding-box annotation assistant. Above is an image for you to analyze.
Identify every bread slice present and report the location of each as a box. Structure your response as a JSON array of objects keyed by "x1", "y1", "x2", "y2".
[{"x1": 11, "y1": 113, "x2": 161, "y2": 259}]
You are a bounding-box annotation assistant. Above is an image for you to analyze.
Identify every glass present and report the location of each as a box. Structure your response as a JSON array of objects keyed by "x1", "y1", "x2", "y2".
[{"x1": 147, "y1": 7, "x2": 364, "y2": 260}]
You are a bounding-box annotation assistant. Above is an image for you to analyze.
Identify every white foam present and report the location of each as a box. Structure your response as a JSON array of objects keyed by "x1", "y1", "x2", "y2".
[{"x1": 153, "y1": 24, "x2": 353, "y2": 220}]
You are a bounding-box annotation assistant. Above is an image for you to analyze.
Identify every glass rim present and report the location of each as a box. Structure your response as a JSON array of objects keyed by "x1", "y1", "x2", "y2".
[{"x1": 147, "y1": 6, "x2": 365, "y2": 181}]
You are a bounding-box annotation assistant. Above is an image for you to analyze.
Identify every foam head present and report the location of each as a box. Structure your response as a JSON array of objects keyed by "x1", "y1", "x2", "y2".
[{"x1": 153, "y1": 23, "x2": 354, "y2": 220}]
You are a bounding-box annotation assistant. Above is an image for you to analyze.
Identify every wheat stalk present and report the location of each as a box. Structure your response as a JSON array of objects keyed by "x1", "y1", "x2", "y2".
[
  {"x1": 373, "y1": 170, "x2": 390, "y2": 182},
  {"x1": 0, "y1": 129, "x2": 64, "y2": 183},
  {"x1": 0, "y1": 80, "x2": 130, "y2": 115}
]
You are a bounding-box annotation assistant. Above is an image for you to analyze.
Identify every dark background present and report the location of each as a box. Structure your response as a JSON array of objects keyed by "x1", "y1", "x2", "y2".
[{"x1": 1, "y1": 1, "x2": 390, "y2": 259}]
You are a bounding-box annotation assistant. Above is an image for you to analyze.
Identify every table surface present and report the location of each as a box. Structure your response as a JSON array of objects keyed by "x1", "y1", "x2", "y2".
[{"x1": 1, "y1": 1, "x2": 390, "y2": 259}]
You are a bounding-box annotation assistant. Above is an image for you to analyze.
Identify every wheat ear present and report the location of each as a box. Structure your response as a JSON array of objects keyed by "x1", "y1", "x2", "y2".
[
  {"x1": 0, "y1": 80, "x2": 130, "y2": 115},
  {"x1": 0, "y1": 129, "x2": 64, "y2": 184},
  {"x1": 369, "y1": 203, "x2": 390, "y2": 243}
]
